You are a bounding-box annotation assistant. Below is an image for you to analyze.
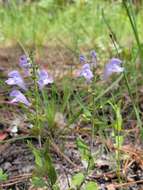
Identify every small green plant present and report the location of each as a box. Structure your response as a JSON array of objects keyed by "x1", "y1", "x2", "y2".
[
  {"x1": 84, "y1": 181, "x2": 99, "y2": 190},
  {"x1": 71, "y1": 172, "x2": 85, "y2": 189},
  {"x1": 70, "y1": 171, "x2": 99, "y2": 190},
  {"x1": 76, "y1": 137, "x2": 94, "y2": 170},
  {"x1": 29, "y1": 141, "x2": 58, "y2": 189},
  {"x1": 70, "y1": 137, "x2": 99, "y2": 190}
]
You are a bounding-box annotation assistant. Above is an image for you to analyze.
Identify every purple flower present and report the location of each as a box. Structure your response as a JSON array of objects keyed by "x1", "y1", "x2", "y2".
[
  {"x1": 91, "y1": 50, "x2": 97, "y2": 58},
  {"x1": 103, "y1": 58, "x2": 124, "y2": 80},
  {"x1": 79, "y1": 55, "x2": 86, "y2": 63},
  {"x1": 79, "y1": 64, "x2": 93, "y2": 82},
  {"x1": 37, "y1": 69, "x2": 53, "y2": 90},
  {"x1": 19, "y1": 55, "x2": 31, "y2": 68},
  {"x1": 10, "y1": 90, "x2": 31, "y2": 106},
  {"x1": 82, "y1": 63, "x2": 90, "y2": 70},
  {"x1": 19, "y1": 55, "x2": 32, "y2": 76},
  {"x1": 5, "y1": 70, "x2": 27, "y2": 90}
]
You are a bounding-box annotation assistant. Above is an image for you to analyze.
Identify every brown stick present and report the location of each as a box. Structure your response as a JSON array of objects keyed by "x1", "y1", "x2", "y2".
[
  {"x1": 114, "y1": 179, "x2": 143, "y2": 188},
  {"x1": 0, "y1": 173, "x2": 32, "y2": 187},
  {"x1": 50, "y1": 139, "x2": 79, "y2": 169}
]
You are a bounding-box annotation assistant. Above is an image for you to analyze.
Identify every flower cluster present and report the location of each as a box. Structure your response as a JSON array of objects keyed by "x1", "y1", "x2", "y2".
[
  {"x1": 79, "y1": 50, "x2": 124, "y2": 82},
  {"x1": 5, "y1": 55, "x2": 53, "y2": 106},
  {"x1": 19, "y1": 55, "x2": 32, "y2": 76},
  {"x1": 79, "y1": 64, "x2": 93, "y2": 82},
  {"x1": 79, "y1": 50, "x2": 97, "y2": 82},
  {"x1": 6, "y1": 52, "x2": 124, "y2": 106}
]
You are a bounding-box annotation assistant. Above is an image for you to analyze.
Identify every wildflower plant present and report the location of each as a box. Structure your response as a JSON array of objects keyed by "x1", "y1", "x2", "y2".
[
  {"x1": 19, "y1": 55, "x2": 32, "y2": 76},
  {"x1": 5, "y1": 50, "x2": 126, "y2": 189},
  {"x1": 78, "y1": 51, "x2": 98, "y2": 82},
  {"x1": 2, "y1": 1, "x2": 143, "y2": 189},
  {"x1": 108, "y1": 101, "x2": 123, "y2": 181},
  {"x1": 5, "y1": 54, "x2": 58, "y2": 188}
]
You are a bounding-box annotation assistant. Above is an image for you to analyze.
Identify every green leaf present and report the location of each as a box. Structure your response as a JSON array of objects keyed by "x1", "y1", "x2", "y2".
[
  {"x1": 28, "y1": 141, "x2": 57, "y2": 186},
  {"x1": 33, "y1": 149, "x2": 43, "y2": 168},
  {"x1": 32, "y1": 176, "x2": 46, "y2": 188},
  {"x1": 108, "y1": 101, "x2": 122, "y2": 131},
  {"x1": 82, "y1": 109, "x2": 92, "y2": 121},
  {"x1": 44, "y1": 150, "x2": 57, "y2": 185},
  {"x1": 71, "y1": 172, "x2": 84, "y2": 187},
  {"x1": 52, "y1": 183, "x2": 60, "y2": 190},
  {"x1": 76, "y1": 138, "x2": 89, "y2": 151},
  {"x1": 0, "y1": 169, "x2": 8, "y2": 182},
  {"x1": 27, "y1": 141, "x2": 43, "y2": 168},
  {"x1": 84, "y1": 181, "x2": 99, "y2": 190},
  {"x1": 114, "y1": 105, "x2": 122, "y2": 131},
  {"x1": 76, "y1": 138, "x2": 94, "y2": 169}
]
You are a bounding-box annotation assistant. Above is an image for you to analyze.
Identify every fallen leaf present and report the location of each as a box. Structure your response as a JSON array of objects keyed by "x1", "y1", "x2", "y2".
[
  {"x1": 54, "y1": 112, "x2": 67, "y2": 129},
  {"x1": 0, "y1": 132, "x2": 8, "y2": 141},
  {"x1": 106, "y1": 184, "x2": 116, "y2": 190}
]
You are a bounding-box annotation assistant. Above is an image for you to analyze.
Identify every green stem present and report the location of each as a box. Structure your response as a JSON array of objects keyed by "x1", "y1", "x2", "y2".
[
  {"x1": 31, "y1": 54, "x2": 42, "y2": 147},
  {"x1": 77, "y1": 157, "x2": 91, "y2": 190},
  {"x1": 94, "y1": 74, "x2": 123, "y2": 102},
  {"x1": 123, "y1": 72, "x2": 142, "y2": 129},
  {"x1": 91, "y1": 70, "x2": 96, "y2": 153}
]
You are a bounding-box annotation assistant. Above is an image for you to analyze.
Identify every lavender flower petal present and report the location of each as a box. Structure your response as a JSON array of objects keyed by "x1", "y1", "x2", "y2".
[
  {"x1": 19, "y1": 55, "x2": 31, "y2": 68},
  {"x1": 10, "y1": 90, "x2": 31, "y2": 106},
  {"x1": 91, "y1": 50, "x2": 97, "y2": 58},
  {"x1": 37, "y1": 69, "x2": 53, "y2": 90},
  {"x1": 5, "y1": 78, "x2": 15, "y2": 85},
  {"x1": 19, "y1": 55, "x2": 27, "y2": 66},
  {"x1": 6, "y1": 70, "x2": 27, "y2": 90},
  {"x1": 82, "y1": 63, "x2": 90, "y2": 70},
  {"x1": 81, "y1": 69, "x2": 93, "y2": 82},
  {"x1": 91, "y1": 50, "x2": 97, "y2": 67},
  {"x1": 8, "y1": 70, "x2": 21, "y2": 78},
  {"x1": 79, "y1": 64, "x2": 93, "y2": 82},
  {"x1": 79, "y1": 55, "x2": 86, "y2": 63},
  {"x1": 103, "y1": 58, "x2": 124, "y2": 80},
  {"x1": 19, "y1": 55, "x2": 32, "y2": 76}
]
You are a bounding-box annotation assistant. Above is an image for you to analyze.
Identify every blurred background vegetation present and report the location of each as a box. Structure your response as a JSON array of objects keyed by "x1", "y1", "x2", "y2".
[
  {"x1": 0, "y1": 0, "x2": 142, "y2": 116},
  {"x1": 0, "y1": 0, "x2": 142, "y2": 66}
]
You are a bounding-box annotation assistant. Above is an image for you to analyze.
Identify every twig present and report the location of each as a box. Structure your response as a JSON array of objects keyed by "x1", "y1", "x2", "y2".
[
  {"x1": 50, "y1": 139, "x2": 79, "y2": 169},
  {"x1": 88, "y1": 170, "x2": 120, "y2": 180},
  {"x1": 114, "y1": 179, "x2": 143, "y2": 188},
  {"x1": 0, "y1": 173, "x2": 32, "y2": 187},
  {"x1": 0, "y1": 135, "x2": 37, "y2": 144}
]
